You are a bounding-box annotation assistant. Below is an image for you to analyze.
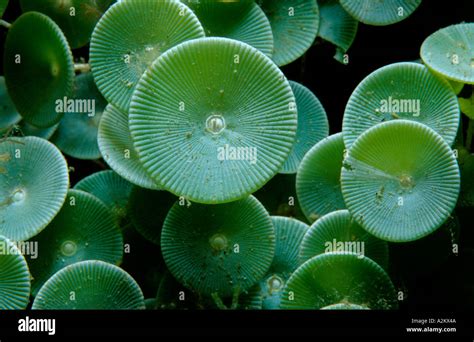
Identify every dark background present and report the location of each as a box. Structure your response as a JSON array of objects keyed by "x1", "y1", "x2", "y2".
[{"x1": 1, "y1": 0, "x2": 474, "y2": 314}]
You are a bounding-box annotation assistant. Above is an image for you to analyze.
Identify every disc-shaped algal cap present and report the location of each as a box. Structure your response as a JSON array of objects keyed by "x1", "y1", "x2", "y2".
[
  {"x1": 339, "y1": 0, "x2": 421, "y2": 26},
  {"x1": 90, "y1": 0, "x2": 205, "y2": 112},
  {"x1": 317, "y1": 0, "x2": 358, "y2": 62},
  {"x1": 257, "y1": 0, "x2": 319, "y2": 66},
  {"x1": 0, "y1": 235, "x2": 31, "y2": 309},
  {"x1": 51, "y1": 73, "x2": 107, "y2": 160},
  {"x1": 341, "y1": 120, "x2": 460, "y2": 242},
  {"x1": 296, "y1": 133, "x2": 346, "y2": 223},
  {"x1": 299, "y1": 210, "x2": 389, "y2": 269},
  {"x1": 268, "y1": 216, "x2": 309, "y2": 276},
  {"x1": 19, "y1": 0, "x2": 115, "y2": 49},
  {"x1": 342, "y1": 62, "x2": 460, "y2": 149},
  {"x1": 74, "y1": 170, "x2": 133, "y2": 227},
  {"x1": 183, "y1": 0, "x2": 273, "y2": 58},
  {"x1": 281, "y1": 81, "x2": 328, "y2": 174},
  {"x1": 0, "y1": 136, "x2": 69, "y2": 241},
  {"x1": 98, "y1": 104, "x2": 161, "y2": 190},
  {"x1": 130, "y1": 37, "x2": 297, "y2": 204},
  {"x1": 280, "y1": 253, "x2": 398, "y2": 309},
  {"x1": 421, "y1": 23, "x2": 474, "y2": 84},
  {"x1": 161, "y1": 195, "x2": 275, "y2": 297},
  {"x1": 4, "y1": 12, "x2": 74, "y2": 128},
  {"x1": 251, "y1": 216, "x2": 309, "y2": 309},
  {"x1": 28, "y1": 189, "x2": 123, "y2": 295},
  {"x1": 32, "y1": 260, "x2": 145, "y2": 309}
]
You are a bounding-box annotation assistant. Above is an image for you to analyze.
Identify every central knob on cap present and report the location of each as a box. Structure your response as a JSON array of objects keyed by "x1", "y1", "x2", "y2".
[
  {"x1": 12, "y1": 189, "x2": 25, "y2": 203},
  {"x1": 267, "y1": 275, "x2": 284, "y2": 292},
  {"x1": 209, "y1": 233, "x2": 228, "y2": 251},
  {"x1": 61, "y1": 240, "x2": 78, "y2": 257},
  {"x1": 399, "y1": 174, "x2": 415, "y2": 189},
  {"x1": 206, "y1": 114, "x2": 226, "y2": 135}
]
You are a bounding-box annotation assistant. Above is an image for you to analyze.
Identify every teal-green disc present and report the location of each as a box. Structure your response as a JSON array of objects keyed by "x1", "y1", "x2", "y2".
[
  {"x1": 296, "y1": 133, "x2": 346, "y2": 223},
  {"x1": 342, "y1": 62, "x2": 460, "y2": 149},
  {"x1": 4, "y1": 12, "x2": 74, "y2": 128},
  {"x1": 341, "y1": 120, "x2": 460, "y2": 242},
  {"x1": 90, "y1": 0, "x2": 205, "y2": 112},
  {"x1": 421, "y1": 23, "x2": 474, "y2": 85},
  {"x1": 412, "y1": 58, "x2": 466, "y2": 96},
  {"x1": 51, "y1": 73, "x2": 107, "y2": 160},
  {"x1": 161, "y1": 195, "x2": 275, "y2": 297},
  {"x1": 32, "y1": 260, "x2": 145, "y2": 309},
  {"x1": 19, "y1": 0, "x2": 115, "y2": 49},
  {"x1": 0, "y1": 136, "x2": 69, "y2": 241},
  {"x1": 98, "y1": 104, "x2": 160, "y2": 190},
  {"x1": 183, "y1": 0, "x2": 273, "y2": 57},
  {"x1": 299, "y1": 210, "x2": 389, "y2": 269},
  {"x1": 0, "y1": 235, "x2": 31, "y2": 309},
  {"x1": 269, "y1": 216, "x2": 309, "y2": 276},
  {"x1": 280, "y1": 253, "x2": 398, "y2": 309},
  {"x1": 28, "y1": 189, "x2": 123, "y2": 295},
  {"x1": 130, "y1": 37, "x2": 297, "y2": 204},
  {"x1": 258, "y1": 0, "x2": 319, "y2": 66},
  {"x1": 255, "y1": 216, "x2": 308, "y2": 309},
  {"x1": 74, "y1": 170, "x2": 133, "y2": 227},
  {"x1": 318, "y1": 0, "x2": 358, "y2": 58},
  {"x1": 281, "y1": 81, "x2": 329, "y2": 174},
  {"x1": 339, "y1": 0, "x2": 421, "y2": 26}
]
